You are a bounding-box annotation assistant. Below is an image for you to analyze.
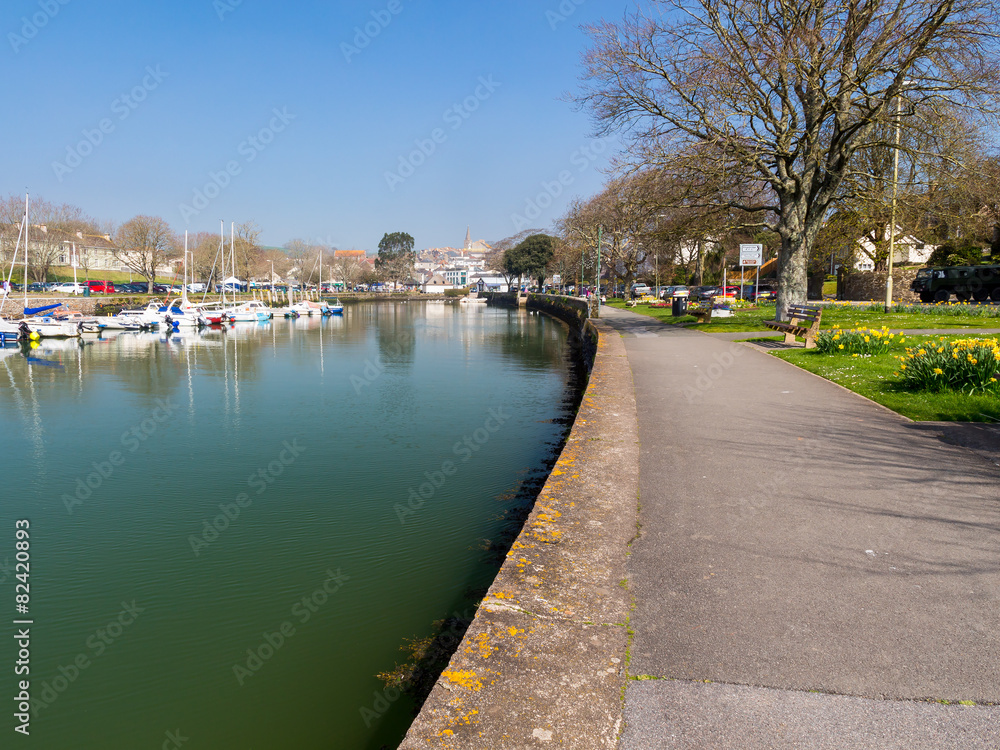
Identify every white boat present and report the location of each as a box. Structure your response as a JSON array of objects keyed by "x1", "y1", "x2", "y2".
[
  {"x1": 290, "y1": 299, "x2": 334, "y2": 316},
  {"x1": 81, "y1": 314, "x2": 145, "y2": 332},
  {"x1": 459, "y1": 291, "x2": 488, "y2": 304},
  {"x1": 160, "y1": 298, "x2": 207, "y2": 329},
  {"x1": 119, "y1": 300, "x2": 166, "y2": 328},
  {"x1": 326, "y1": 298, "x2": 344, "y2": 314},
  {"x1": 24, "y1": 317, "x2": 82, "y2": 338},
  {"x1": 226, "y1": 300, "x2": 272, "y2": 323}
]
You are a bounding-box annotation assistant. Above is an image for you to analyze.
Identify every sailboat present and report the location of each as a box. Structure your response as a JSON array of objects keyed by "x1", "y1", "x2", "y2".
[{"x1": 1, "y1": 193, "x2": 80, "y2": 339}]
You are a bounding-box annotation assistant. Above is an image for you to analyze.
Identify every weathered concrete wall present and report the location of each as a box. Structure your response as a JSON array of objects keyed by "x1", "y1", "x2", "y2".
[
  {"x1": 398, "y1": 318, "x2": 637, "y2": 749},
  {"x1": 484, "y1": 292, "x2": 518, "y2": 308},
  {"x1": 527, "y1": 294, "x2": 597, "y2": 370},
  {"x1": 842, "y1": 268, "x2": 920, "y2": 303},
  {"x1": 527, "y1": 293, "x2": 589, "y2": 330}
]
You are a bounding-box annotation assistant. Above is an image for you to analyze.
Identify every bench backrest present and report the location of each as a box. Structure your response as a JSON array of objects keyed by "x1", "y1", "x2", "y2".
[{"x1": 787, "y1": 305, "x2": 822, "y2": 325}]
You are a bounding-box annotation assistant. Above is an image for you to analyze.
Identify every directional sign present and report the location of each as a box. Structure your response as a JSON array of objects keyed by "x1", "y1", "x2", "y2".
[{"x1": 739, "y1": 243, "x2": 763, "y2": 267}]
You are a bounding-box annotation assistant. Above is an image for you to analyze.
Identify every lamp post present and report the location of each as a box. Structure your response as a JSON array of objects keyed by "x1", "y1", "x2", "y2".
[
  {"x1": 595, "y1": 226, "x2": 602, "y2": 315},
  {"x1": 62, "y1": 241, "x2": 78, "y2": 290},
  {"x1": 885, "y1": 81, "x2": 911, "y2": 312}
]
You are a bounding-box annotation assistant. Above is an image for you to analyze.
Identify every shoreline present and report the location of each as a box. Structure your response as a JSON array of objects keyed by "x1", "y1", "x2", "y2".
[{"x1": 398, "y1": 297, "x2": 638, "y2": 748}]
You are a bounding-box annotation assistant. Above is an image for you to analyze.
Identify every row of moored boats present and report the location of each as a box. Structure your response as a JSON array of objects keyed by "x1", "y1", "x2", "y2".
[{"x1": 0, "y1": 297, "x2": 343, "y2": 343}]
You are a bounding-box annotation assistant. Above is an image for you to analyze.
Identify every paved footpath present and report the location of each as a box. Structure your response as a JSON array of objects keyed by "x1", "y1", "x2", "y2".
[{"x1": 599, "y1": 306, "x2": 1000, "y2": 749}]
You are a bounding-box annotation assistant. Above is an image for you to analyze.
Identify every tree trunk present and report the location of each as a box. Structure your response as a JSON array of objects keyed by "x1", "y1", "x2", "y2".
[{"x1": 775, "y1": 215, "x2": 809, "y2": 321}]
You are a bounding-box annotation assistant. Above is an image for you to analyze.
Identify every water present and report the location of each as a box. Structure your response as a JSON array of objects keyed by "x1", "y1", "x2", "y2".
[{"x1": 0, "y1": 302, "x2": 577, "y2": 749}]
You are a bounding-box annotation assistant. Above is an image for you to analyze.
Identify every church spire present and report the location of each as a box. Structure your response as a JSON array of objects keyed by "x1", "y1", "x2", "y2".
[{"x1": 465, "y1": 226, "x2": 471, "y2": 252}]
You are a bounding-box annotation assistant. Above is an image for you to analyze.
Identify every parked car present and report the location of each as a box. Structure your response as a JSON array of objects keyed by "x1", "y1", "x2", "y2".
[
  {"x1": 51, "y1": 282, "x2": 85, "y2": 294},
  {"x1": 660, "y1": 285, "x2": 689, "y2": 298},
  {"x1": 186, "y1": 283, "x2": 206, "y2": 293},
  {"x1": 86, "y1": 280, "x2": 116, "y2": 294},
  {"x1": 26, "y1": 283, "x2": 47, "y2": 293}
]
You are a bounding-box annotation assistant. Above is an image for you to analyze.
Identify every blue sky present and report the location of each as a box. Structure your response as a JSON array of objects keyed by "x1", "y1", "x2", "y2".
[{"x1": 4, "y1": 0, "x2": 625, "y2": 251}]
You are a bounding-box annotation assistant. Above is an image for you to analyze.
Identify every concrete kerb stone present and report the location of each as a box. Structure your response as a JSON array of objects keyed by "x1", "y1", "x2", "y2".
[{"x1": 398, "y1": 319, "x2": 639, "y2": 748}]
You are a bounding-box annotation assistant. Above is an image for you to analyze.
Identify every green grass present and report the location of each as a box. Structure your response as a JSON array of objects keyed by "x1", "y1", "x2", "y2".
[
  {"x1": 606, "y1": 299, "x2": 1000, "y2": 332},
  {"x1": 771, "y1": 335, "x2": 1000, "y2": 422}
]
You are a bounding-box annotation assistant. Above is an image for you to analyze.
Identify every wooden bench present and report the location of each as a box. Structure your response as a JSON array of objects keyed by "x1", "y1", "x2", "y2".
[
  {"x1": 688, "y1": 306, "x2": 712, "y2": 324},
  {"x1": 763, "y1": 304, "x2": 822, "y2": 348}
]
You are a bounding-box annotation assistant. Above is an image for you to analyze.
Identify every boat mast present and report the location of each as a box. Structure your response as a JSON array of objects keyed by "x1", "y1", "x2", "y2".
[
  {"x1": 231, "y1": 222, "x2": 236, "y2": 298},
  {"x1": 220, "y1": 220, "x2": 226, "y2": 307},
  {"x1": 182, "y1": 231, "x2": 189, "y2": 305},
  {"x1": 24, "y1": 192, "x2": 29, "y2": 309}
]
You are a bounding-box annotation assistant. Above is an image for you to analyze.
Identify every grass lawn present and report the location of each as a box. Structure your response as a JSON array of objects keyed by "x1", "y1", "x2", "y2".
[
  {"x1": 605, "y1": 299, "x2": 1000, "y2": 332},
  {"x1": 770, "y1": 335, "x2": 1000, "y2": 422}
]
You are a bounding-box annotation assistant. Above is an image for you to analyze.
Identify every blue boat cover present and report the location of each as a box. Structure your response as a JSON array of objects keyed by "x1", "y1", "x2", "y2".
[{"x1": 24, "y1": 303, "x2": 63, "y2": 316}]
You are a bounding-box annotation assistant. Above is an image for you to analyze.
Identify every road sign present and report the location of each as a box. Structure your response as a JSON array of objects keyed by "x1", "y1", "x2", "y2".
[{"x1": 739, "y1": 244, "x2": 763, "y2": 267}]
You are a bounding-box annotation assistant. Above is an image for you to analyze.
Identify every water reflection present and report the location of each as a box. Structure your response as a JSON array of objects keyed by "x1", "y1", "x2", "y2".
[{"x1": 0, "y1": 302, "x2": 577, "y2": 748}]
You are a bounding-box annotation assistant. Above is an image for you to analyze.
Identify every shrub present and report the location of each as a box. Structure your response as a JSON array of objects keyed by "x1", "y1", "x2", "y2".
[
  {"x1": 895, "y1": 337, "x2": 1000, "y2": 393},
  {"x1": 816, "y1": 326, "x2": 896, "y2": 356}
]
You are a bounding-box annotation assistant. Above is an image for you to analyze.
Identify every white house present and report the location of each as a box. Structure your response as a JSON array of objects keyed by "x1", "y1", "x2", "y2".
[
  {"x1": 854, "y1": 227, "x2": 936, "y2": 271},
  {"x1": 420, "y1": 273, "x2": 457, "y2": 294},
  {"x1": 469, "y1": 272, "x2": 511, "y2": 292}
]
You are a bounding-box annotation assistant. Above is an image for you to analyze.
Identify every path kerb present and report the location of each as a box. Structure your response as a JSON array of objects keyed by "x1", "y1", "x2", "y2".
[{"x1": 398, "y1": 319, "x2": 638, "y2": 748}]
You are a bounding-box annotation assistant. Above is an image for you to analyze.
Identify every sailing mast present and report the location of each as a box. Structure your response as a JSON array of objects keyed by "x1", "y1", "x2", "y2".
[
  {"x1": 231, "y1": 222, "x2": 236, "y2": 296},
  {"x1": 23, "y1": 193, "x2": 29, "y2": 309},
  {"x1": 220, "y1": 220, "x2": 226, "y2": 307},
  {"x1": 182, "y1": 231, "x2": 189, "y2": 305}
]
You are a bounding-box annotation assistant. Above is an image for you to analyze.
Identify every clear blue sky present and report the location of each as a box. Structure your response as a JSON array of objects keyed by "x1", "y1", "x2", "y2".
[{"x1": 4, "y1": 0, "x2": 626, "y2": 251}]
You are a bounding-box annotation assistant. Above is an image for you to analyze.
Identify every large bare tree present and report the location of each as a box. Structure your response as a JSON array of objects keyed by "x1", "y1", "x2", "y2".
[
  {"x1": 577, "y1": 0, "x2": 1000, "y2": 317},
  {"x1": 113, "y1": 216, "x2": 177, "y2": 291}
]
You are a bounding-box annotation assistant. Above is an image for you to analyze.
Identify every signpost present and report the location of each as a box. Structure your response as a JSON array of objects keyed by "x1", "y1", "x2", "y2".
[{"x1": 739, "y1": 244, "x2": 763, "y2": 302}]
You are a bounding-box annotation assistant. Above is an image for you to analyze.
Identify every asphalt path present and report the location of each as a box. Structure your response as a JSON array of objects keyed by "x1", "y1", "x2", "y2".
[{"x1": 599, "y1": 305, "x2": 1000, "y2": 749}]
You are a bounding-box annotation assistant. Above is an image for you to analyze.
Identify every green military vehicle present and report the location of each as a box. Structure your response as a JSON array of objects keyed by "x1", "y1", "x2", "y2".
[{"x1": 910, "y1": 265, "x2": 1000, "y2": 303}]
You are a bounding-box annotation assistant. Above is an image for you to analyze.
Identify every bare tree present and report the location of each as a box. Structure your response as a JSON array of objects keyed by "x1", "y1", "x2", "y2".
[
  {"x1": 113, "y1": 216, "x2": 177, "y2": 291},
  {"x1": 488, "y1": 229, "x2": 542, "y2": 290},
  {"x1": 232, "y1": 221, "x2": 263, "y2": 283},
  {"x1": 577, "y1": 0, "x2": 1000, "y2": 317},
  {"x1": 330, "y1": 256, "x2": 365, "y2": 291}
]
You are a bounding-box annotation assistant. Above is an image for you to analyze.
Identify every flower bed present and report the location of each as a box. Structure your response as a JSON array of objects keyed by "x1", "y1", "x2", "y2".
[
  {"x1": 895, "y1": 337, "x2": 1000, "y2": 394},
  {"x1": 816, "y1": 326, "x2": 900, "y2": 356}
]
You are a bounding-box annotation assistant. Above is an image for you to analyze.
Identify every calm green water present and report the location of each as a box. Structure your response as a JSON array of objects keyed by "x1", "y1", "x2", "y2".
[{"x1": 0, "y1": 302, "x2": 576, "y2": 749}]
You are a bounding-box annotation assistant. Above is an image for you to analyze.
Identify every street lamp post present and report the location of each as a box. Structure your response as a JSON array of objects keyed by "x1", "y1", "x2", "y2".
[
  {"x1": 885, "y1": 81, "x2": 910, "y2": 312},
  {"x1": 595, "y1": 226, "x2": 602, "y2": 316}
]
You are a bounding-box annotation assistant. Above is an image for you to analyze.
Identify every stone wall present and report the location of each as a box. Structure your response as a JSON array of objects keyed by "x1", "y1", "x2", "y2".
[
  {"x1": 842, "y1": 268, "x2": 921, "y2": 304},
  {"x1": 397, "y1": 316, "x2": 636, "y2": 749}
]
